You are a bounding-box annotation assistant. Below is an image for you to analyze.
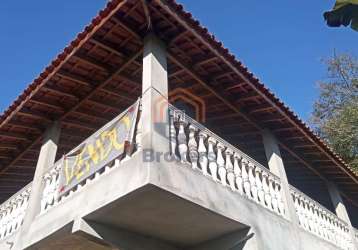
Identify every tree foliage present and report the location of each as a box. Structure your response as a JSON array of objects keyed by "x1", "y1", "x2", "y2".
[
  {"x1": 311, "y1": 53, "x2": 358, "y2": 171},
  {"x1": 324, "y1": 0, "x2": 358, "y2": 31}
]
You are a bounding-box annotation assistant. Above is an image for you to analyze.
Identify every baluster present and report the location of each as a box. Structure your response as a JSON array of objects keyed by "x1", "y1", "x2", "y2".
[
  {"x1": 336, "y1": 219, "x2": 342, "y2": 247},
  {"x1": 292, "y1": 193, "x2": 301, "y2": 225},
  {"x1": 49, "y1": 170, "x2": 58, "y2": 206},
  {"x1": 198, "y1": 132, "x2": 208, "y2": 176},
  {"x1": 188, "y1": 125, "x2": 199, "y2": 170},
  {"x1": 318, "y1": 208, "x2": 327, "y2": 240},
  {"x1": 306, "y1": 201, "x2": 313, "y2": 233},
  {"x1": 207, "y1": 137, "x2": 218, "y2": 182},
  {"x1": 275, "y1": 180, "x2": 285, "y2": 215},
  {"x1": 4, "y1": 210, "x2": 8, "y2": 238},
  {"x1": 53, "y1": 169, "x2": 61, "y2": 204},
  {"x1": 336, "y1": 219, "x2": 343, "y2": 247},
  {"x1": 304, "y1": 199, "x2": 311, "y2": 231},
  {"x1": 324, "y1": 212, "x2": 332, "y2": 242},
  {"x1": 177, "y1": 119, "x2": 188, "y2": 163},
  {"x1": 297, "y1": 197, "x2": 304, "y2": 229},
  {"x1": 242, "y1": 159, "x2": 251, "y2": 198},
  {"x1": 255, "y1": 168, "x2": 265, "y2": 206},
  {"x1": 324, "y1": 211, "x2": 332, "y2": 242},
  {"x1": 2, "y1": 208, "x2": 7, "y2": 238},
  {"x1": 312, "y1": 205, "x2": 320, "y2": 237},
  {"x1": 41, "y1": 173, "x2": 51, "y2": 212},
  {"x1": 262, "y1": 172, "x2": 272, "y2": 209},
  {"x1": 169, "y1": 111, "x2": 177, "y2": 157},
  {"x1": 14, "y1": 197, "x2": 22, "y2": 231},
  {"x1": 0, "y1": 210, "x2": 4, "y2": 239},
  {"x1": 217, "y1": 143, "x2": 226, "y2": 186},
  {"x1": 269, "y1": 176, "x2": 278, "y2": 213},
  {"x1": 18, "y1": 197, "x2": 26, "y2": 230},
  {"x1": 1, "y1": 208, "x2": 6, "y2": 238},
  {"x1": 248, "y1": 163, "x2": 257, "y2": 202},
  {"x1": 345, "y1": 226, "x2": 352, "y2": 250},
  {"x1": 341, "y1": 223, "x2": 348, "y2": 250},
  {"x1": 308, "y1": 202, "x2": 316, "y2": 234},
  {"x1": 233, "y1": 153, "x2": 243, "y2": 195},
  {"x1": 314, "y1": 205, "x2": 322, "y2": 237},
  {"x1": 6, "y1": 204, "x2": 12, "y2": 236},
  {"x1": 10, "y1": 200, "x2": 18, "y2": 232},
  {"x1": 2, "y1": 207, "x2": 7, "y2": 238},
  {"x1": 332, "y1": 216, "x2": 339, "y2": 245},
  {"x1": 225, "y1": 149, "x2": 235, "y2": 191},
  {"x1": 5, "y1": 205, "x2": 12, "y2": 237},
  {"x1": 20, "y1": 191, "x2": 30, "y2": 226},
  {"x1": 341, "y1": 223, "x2": 347, "y2": 249}
]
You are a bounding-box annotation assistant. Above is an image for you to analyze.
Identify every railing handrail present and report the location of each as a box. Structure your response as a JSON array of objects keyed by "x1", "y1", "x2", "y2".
[
  {"x1": 168, "y1": 104, "x2": 280, "y2": 180},
  {"x1": 289, "y1": 184, "x2": 349, "y2": 227}
]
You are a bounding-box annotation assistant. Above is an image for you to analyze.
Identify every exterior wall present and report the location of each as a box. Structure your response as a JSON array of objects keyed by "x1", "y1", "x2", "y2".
[
  {"x1": 4, "y1": 150, "x2": 349, "y2": 250},
  {"x1": 149, "y1": 158, "x2": 342, "y2": 250},
  {"x1": 1, "y1": 32, "x2": 356, "y2": 250}
]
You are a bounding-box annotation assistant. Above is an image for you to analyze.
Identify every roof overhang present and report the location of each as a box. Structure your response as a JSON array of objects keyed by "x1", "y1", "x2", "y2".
[{"x1": 0, "y1": 0, "x2": 357, "y2": 206}]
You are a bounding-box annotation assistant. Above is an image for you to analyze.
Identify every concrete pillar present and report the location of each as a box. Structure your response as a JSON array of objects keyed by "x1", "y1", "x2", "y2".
[
  {"x1": 16, "y1": 121, "x2": 60, "y2": 249},
  {"x1": 327, "y1": 182, "x2": 351, "y2": 224},
  {"x1": 262, "y1": 129, "x2": 299, "y2": 225},
  {"x1": 141, "y1": 33, "x2": 169, "y2": 159},
  {"x1": 327, "y1": 182, "x2": 358, "y2": 249}
]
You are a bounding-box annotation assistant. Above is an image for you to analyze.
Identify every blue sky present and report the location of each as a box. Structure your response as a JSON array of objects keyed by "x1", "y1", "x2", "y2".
[{"x1": 0, "y1": 0, "x2": 356, "y2": 121}]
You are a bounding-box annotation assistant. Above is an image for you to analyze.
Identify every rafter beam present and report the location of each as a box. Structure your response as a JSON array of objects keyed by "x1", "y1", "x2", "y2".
[
  {"x1": 29, "y1": 98, "x2": 65, "y2": 112},
  {"x1": 59, "y1": 49, "x2": 143, "y2": 122},
  {"x1": 42, "y1": 85, "x2": 80, "y2": 101},
  {"x1": 56, "y1": 70, "x2": 94, "y2": 87},
  {"x1": 0, "y1": 131, "x2": 32, "y2": 142},
  {"x1": 7, "y1": 121, "x2": 43, "y2": 133},
  {"x1": 17, "y1": 108, "x2": 52, "y2": 122},
  {"x1": 0, "y1": 49, "x2": 142, "y2": 177},
  {"x1": 168, "y1": 52, "x2": 358, "y2": 207},
  {"x1": 61, "y1": 120, "x2": 98, "y2": 131},
  {"x1": 158, "y1": 0, "x2": 358, "y2": 195},
  {"x1": 73, "y1": 53, "x2": 111, "y2": 72},
  {"x1": 112, "y1": 16, "x2": 142, "y2": 40}
]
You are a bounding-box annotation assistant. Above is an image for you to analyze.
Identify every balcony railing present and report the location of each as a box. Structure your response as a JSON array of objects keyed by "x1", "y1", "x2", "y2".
[
  {"x1": 0, "y1": 100, "x2": 141, "y2": 240},
  {"x1": 169, "y1": 104, "x2": 357, "y2": 250},
  {"x1": 291, "y1": 186, "x2": 355, "y2": 250},
  {"x1": 0, "y1": 101, "x2": 357, "y2": 249},
  {"x1": 40, "y1": 100, "x2": 141, "y2": 214},
  {"x1": 0, "y1": 183, "x2": 31, "y2": 240},
  {"x1": 169, "y1": 105, "x2": 286, "y2": 217}
]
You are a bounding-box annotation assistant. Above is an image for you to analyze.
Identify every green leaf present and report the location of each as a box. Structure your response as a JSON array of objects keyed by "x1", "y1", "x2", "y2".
[
  {"x1": 324, "y1": 1, "x2": 358, "y2": 31},
  {"x1": 352, "y1": 17, "x2": 358, "y2": 30}
]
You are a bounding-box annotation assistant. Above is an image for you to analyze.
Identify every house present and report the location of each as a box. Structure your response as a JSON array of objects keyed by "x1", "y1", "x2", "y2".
[{"x1": 0, "y1": 0, "x2": 357, "y2": 249}]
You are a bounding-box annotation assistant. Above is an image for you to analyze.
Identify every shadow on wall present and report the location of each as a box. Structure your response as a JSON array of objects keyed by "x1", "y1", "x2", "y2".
[{"x1": 188, "y1": 228, "x2": 255, "y2": 250}]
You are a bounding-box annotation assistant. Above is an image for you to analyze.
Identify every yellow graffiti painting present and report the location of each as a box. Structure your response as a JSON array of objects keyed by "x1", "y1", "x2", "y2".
[{"x1": 64, "y1": 115, "x2": 131, "y2": 185}]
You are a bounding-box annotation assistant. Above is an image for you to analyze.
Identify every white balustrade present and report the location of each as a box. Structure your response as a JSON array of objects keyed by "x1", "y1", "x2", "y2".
[
  {"x1": 41, "y1": 163, "x2": 61, "y2": 213},
  {"x1": 0, "y1": 184, "x2": 31, "y2": 240},
  {"x1": 291, "y1": 186, "x2": 355, "y2": 250},
  {"x1": 169, "y1": 106, "x2": 356, "y2": 250},
  {"x1": 169, "y1": 106, "x2": 285, "y2": 217}
]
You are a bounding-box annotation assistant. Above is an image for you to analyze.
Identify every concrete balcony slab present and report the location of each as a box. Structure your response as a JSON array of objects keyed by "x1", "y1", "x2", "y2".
[{"x1": 85, "y1": 184, "x2": 247, "y2": 247}]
